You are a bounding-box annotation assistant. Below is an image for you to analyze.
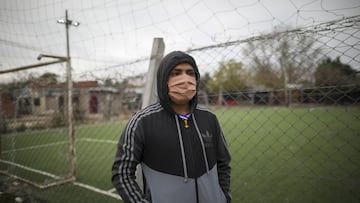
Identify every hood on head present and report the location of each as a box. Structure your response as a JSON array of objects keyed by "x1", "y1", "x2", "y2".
[{"x1": 156, "y1": 51, "x2": 200, "y2": 113}]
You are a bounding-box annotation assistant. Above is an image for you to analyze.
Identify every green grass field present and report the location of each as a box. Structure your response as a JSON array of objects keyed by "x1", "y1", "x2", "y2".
[{"x1": 1, "y1": 106, "x2": 359, "y2": 202}]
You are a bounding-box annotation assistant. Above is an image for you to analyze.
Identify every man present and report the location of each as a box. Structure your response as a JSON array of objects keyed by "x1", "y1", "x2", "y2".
[{"x1": 112, "y1": 51, "x2": 231, "y2": 203}]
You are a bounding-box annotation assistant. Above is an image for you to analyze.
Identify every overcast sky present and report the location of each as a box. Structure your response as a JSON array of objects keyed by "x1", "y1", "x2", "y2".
[{"x1": 1, "y1": 0, "x2": 359, "y2": 82}]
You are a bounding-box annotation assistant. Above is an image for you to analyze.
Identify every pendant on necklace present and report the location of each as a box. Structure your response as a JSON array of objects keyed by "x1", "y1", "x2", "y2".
[{"x1": 184, "y1": 119, "x2": 189, "y2": 128}]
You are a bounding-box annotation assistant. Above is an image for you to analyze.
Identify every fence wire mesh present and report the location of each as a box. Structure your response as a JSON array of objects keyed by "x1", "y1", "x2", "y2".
[
  {"x1": 187, "y1": 17, "x2": 360, "y2": 202},
  {"x1": 0, "y1": 1, "x2": 360, "y2": 203}
]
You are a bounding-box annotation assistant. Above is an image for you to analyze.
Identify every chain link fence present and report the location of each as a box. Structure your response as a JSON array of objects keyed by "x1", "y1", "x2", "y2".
[
  {"x1": 1, "y1": 15, "x2": 360, "y2": 203},
  {"x1": 187, "y1": 15, "x2": 360, "y2": 202}
]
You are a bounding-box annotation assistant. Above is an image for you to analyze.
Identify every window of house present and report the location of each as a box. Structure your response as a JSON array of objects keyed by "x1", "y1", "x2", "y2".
[
  {"x1": 34, "y1": 98, "x2": 40, "y2": 106},
  {"x1": 89, "y1": 95, "x2": 98, "y2": 114}
]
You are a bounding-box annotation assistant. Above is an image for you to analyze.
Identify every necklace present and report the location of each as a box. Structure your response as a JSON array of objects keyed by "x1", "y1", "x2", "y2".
[{"x1": 178, "y1": 113, "x2": 191, "y2": 128}]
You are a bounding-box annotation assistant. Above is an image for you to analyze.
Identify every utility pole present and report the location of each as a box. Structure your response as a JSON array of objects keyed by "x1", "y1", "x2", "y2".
[{"x1": 57, "y1": 10, "x2": 80, "y2": 179}]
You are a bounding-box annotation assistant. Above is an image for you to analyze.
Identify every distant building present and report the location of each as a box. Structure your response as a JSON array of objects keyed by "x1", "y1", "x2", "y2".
[
  {"x1": 123, "y1": 74, "x2": 146, "y2": 111},
  {"x1": 3, "y1": 80, "x2": 123, "y2": 121}
]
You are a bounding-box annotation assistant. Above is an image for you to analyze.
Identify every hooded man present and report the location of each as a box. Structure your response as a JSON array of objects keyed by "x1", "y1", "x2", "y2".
[{"x1": 112, "y1": 51, "x2": 231, "y2": 203}]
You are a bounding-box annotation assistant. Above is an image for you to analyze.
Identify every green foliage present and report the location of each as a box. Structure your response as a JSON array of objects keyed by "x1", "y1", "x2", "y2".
[
  {"x1": 0, "y1": 115, "x2": 8, "y2": 134},
  {"x1": 314, "y1": 57, "x2": 359, "y2": 86},
  {"x1": 74, "y1": 110, "x2": 85, "y2": 122},
  {"x1": 51, "y1": 113, "x2": 65, "y2": 127},
  {"x1": 199, "y1": 72, "x2": 211, "y2": 92},
  {"x1": 16, "y1": 123, "x2": 27, "y2": 132},
  {"x1": 243, "y1": 30, "x2": 321, "y2": 89},
  {"x1": 208, "y1": 60, "x2": 250, "y2": 93},
  {"x1": 0, "y1": 72, "x2": 59, "y2": 92},
  {"x1": 37, "y1": 72, "x2": 59, "y2": 84}
]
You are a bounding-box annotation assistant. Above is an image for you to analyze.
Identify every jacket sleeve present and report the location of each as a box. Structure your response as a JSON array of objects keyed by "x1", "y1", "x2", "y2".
[
  {"x1": 111, "y1": 117, "x2": 149, "y2": 203},
  {"x1": 216, "y1": 119, "x2": 232, "y2": 203}
]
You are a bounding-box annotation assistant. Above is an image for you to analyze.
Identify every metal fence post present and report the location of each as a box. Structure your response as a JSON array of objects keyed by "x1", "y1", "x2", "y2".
[
  {"x1": 136, "y1": 38, "x2": 165, "y2": 191},
  {"x1": 0, "y1": 91, "x2": 2, "y2": 159},
  {"x1": 141, "y1": 38, "x2": 165, "y2": 109}
]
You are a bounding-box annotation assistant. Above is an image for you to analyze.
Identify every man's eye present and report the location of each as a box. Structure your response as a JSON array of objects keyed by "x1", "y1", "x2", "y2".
[
  {"x1": 170, "y1": 71, "x2": 180, "y2": 77},
  {"x1": 187, "y1": 71, "x2": 195, "y2": 77}
]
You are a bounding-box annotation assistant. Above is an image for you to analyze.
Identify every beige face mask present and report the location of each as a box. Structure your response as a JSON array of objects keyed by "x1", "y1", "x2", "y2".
[{"x1": 168, "y1": 74, "x2": 196, "y2": 104}]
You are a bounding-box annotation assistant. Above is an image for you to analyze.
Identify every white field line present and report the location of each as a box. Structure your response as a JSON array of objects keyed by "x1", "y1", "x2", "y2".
[
  {"x1": 79, "y1": 138, "x2": 117, "y2": 144},
  {"x1": 3, "y1": 138, "x2": 117, "y2": 154},
  {"x1": 2, "y1": 141, "x2": 68, "y2": 154},
  {"x1": 107, "y1": 188, "x2": 117, "y2": 193},
  {"x1": 73, "y1": 182, "x2": 121, "y2": 200},
  {"x1": 0, "y1": 159, "x2": 61, "y2": 179},
  {"x1": 2, "y1": 138, "x2": 120, "y2": 199},
  {"x1": 0, "y1": 160, "x2": 121, "y2": 200}
]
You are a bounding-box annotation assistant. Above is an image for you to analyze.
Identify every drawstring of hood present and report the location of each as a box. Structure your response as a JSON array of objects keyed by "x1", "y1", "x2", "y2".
[
  {"x1": 174, "y1": 114, "x2": 210, "y2": 182},
  {"x1": 192, "y1": 114, "x2": 210, "y2": 174},
  {"x1": 175, "y1": 115, "x2": 189, "y2": 182}
]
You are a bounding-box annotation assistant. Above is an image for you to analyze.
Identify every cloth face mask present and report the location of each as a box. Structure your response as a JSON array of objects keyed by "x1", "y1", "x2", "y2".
[{"x1": 168, "y1": 74, "x2": 196, "y2": 104}]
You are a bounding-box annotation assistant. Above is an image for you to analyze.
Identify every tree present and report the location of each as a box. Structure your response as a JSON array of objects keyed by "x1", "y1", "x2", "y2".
[
  {"x1": 199, "y1": 72, "x2": 211, "y2": 93},
  {"x1": 243, "y1": 29, "x2": 321, "y2": 89},
  {"x1": 208, "y1": 60, "x2": 250, "y2": 93},
  {"x1": 104, "y1": 78, "x2": 115, "y2": 87},
  {"x1": 314, "y1": 57, "x2": 359, "y2": 86},
  {"x1": 36, "y1": 72, "x2": 59, "y2": 84},
  {"x1": 0, "y1": 72, "x2": 36, "y2": 92}
]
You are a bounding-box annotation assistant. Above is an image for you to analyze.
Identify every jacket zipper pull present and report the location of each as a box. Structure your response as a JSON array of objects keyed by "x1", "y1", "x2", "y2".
[{"x1": 184, "y1": 119, "x2": 189, "y2": 128}]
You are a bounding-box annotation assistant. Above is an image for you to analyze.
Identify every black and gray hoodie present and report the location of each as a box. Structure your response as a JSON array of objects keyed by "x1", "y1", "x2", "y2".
[{"x1": 112, "y1": 51, "x2": 231, "y2": 203}]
